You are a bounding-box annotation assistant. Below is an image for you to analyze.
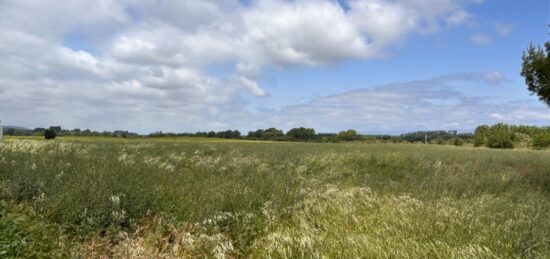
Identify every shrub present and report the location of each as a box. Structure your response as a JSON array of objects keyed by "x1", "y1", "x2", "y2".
[
  {"x1": 452, "y1": 138, "x2": 464, "y2": 146},
  {"x1": 474, "y1": 124, "x2": 514, "y2": 149},
  {"x1": 473, "y1": 125, "x2": 489, "y2": 147},
  {"x1": 532, "y1": 134, "x2": 550, "y2": 149},
  {"x1": 44, "y1": 130, "x2": 56, "y2": 140},
  {"x1": 486, "y1": 134, "x2": 513, "y2": 149},
  {"x1": 433, "y1": 138, "x2": 445, "y2": 145},
  {"x1": 286, "y1": 127, "x2": 316, "y2": 141},
  {"x1": 337, "y1": 130, "x2": 360, "y2": 142}
]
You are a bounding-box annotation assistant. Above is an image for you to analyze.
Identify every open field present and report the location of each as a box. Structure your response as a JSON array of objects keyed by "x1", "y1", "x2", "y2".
[{"x1": 1, "y1": 137, "x2": 549, "y2": 258}]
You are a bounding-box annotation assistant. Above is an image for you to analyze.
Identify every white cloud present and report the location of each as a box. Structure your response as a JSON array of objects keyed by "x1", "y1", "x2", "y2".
[
  {"x1": 481, "y1": 71, "x2": 506, "y2": 84},
  {"x1": 268, "y1": 73, "x2": 550, "y2": 132},
  {"x1": 445, "y1": 9, "x2": 472, "y2": 26},
  {"x1": 492, "y1": 21, "x2": 514, "y2": 36},
  {"x1": 236, "y1": 76, "x2": 268, "y2": 97},
  {"x1": 470, "y1": 33, "x2": 491, "y2": 45},
  {"x1": 0, "y1": 0, "x2": 492, "y2": 132}
]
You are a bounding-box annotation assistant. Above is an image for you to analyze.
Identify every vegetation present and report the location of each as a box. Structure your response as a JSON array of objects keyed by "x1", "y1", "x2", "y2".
[
  {"x1": 474, "y1": 124, "x2": 550, "y2": 149},
  {"x1": 1, "y1": 137, "x2": 549, "y2": 257},
  {"x1": 522, "y1": 40, "x2": 550, "y2": 107},
  {"x1": 4, "y1": 126, "x2": 138, "y2": 138},
  {"x1": 337, "y1": 129, "x2": 359, "y2": 141},
  {"x1": 286, "y1": 127, "x2": 316, "y2": 141},
  {"x1": 43, "y1": 129, "x2": 56, "y2": 140},
  {"x1": 5, "y1": 124, "x2": 549, "y2": 150},
  {"x1": 400, "y1": 130, "x2": 474, "y2": 143}
]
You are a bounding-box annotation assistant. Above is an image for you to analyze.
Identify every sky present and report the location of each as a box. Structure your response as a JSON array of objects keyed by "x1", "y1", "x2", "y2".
[{"x1": 0, "y1": 0, "x2": 549, "y2": 134}]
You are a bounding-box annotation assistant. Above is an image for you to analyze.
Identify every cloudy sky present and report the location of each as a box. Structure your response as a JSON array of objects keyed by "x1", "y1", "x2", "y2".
[{"x1": 0, "y1": 0, "x2": 548, "y2": 134}]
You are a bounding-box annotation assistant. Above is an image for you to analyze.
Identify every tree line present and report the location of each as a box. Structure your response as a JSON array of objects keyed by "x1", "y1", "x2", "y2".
[
  {"x1": 3, "y1": 126, "x2": 139, "y2": 138},
  {"x1": 4, "y1": 125, "x2": 550, "y2": 149}
]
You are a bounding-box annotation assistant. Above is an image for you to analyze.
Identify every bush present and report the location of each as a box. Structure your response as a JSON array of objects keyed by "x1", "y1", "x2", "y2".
[
  {"x1": 473, "y1": 125, "x2": 489, "y2": 147},
  {"x1": 474, "y1": 124, "x2": 514, "y2": 149},
  {"x1": 532, "y1": 134, "x2": 550, "y2": 149},
  {"x1": 433, "y1": 138, "x2": 445, "y2": 145},
  {"x1": 286, "y1": 127, "x2": 316, "y2": 141},
  {"x1": 337, "y1": 130, "x2": 360, "y2": 142},
  {"x1": 487, "y1": 134, "x2": 513, "y2": 149},
  {"x1": 44, "y1": 130, "x2": 56, "y2": 140},
  {"x1": 452, "y1": 138, "x2": 464, "y2": 146}
]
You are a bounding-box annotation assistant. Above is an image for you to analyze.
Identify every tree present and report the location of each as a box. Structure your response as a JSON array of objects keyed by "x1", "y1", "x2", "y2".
[
  {"x1": 337, "y1": 129, "x2": 359, "y2": 142},
  {"x1": 474, "y1": 124, "x2": 513, "y2": 149},
  {"x1": 521, "y1": 41, "x2": 550, "y2": 107},
  {"x1": 247, "y1": 128, "x2": 284, "y2": 140},
  {"x1": 286, "y1": 127, "x2": 315, "y2": 141},
  {"x1": 44, "y1": 129, "x2": 56, "y2": 139},
  {"x1": 49, "y1": 126, "x2": 62, "y2": 133}
]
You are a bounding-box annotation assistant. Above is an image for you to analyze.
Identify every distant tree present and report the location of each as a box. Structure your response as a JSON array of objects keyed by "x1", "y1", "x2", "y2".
[
  {"x1": 433, "y1": 137, "x2": 445, "y2": 145},
  {"x1": 49, "y1": 126, "x2": 62, "y2": 133},
  {"x1": 337, "y1": 129, "x2": 359, "y2": 142},
  {"x1": 248, "y1": 128, "x2": 284, "y2": 140},
  {"x1": 44, "y1": 129, "x2": 56, "y2": 139},
  {"x1": 474, "y1": 123, "x2": 513, "y2": 149},
  {"x1": 320, "y1": 135, "x2": 339, "y2": 143},
  {"x1": 521, "y1": 40, "x2": 550, "y2": 107},
  {"x1": 286, "y1": 127, "x2": 316, "y2": 141},
  {"x1": 474, "y1": 125, "x2": 490, "y2": 147},
  {"x1": 215, "y1": 130, "x2": 240, "y2": 139},
  {"x1": 452, "y1": 137, "x2": 464, "y2": 146},
  {"x1": 232, "y1": 130, "x2": 241, "y2": 138},
  {"x1": 207, "y1": 131, "x2": 216, "y2": 138},
  {"x1": 532, "y1": 133, "x2": 550, "y2": 149}
]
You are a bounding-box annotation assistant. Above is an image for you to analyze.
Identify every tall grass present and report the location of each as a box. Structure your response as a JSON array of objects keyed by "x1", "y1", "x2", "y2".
[{"x1": 0, "y1": 138, "x2": 549, "y2": 257}]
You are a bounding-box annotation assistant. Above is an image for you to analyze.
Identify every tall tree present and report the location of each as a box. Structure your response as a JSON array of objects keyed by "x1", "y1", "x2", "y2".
[
  {"x1": 286, "y1": 127, "x2": 315, "y2": 141},
  {"x1": 521, "y1": 40, "x2": 550, "y2": 107}
]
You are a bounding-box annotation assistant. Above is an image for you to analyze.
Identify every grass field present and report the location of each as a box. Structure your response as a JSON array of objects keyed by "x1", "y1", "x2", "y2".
[{"x1": 1, "y1": 137, "x2": 549, "y2": 258}]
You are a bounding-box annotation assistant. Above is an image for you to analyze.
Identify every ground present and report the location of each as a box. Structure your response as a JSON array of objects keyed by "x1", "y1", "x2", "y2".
[{"x1": 0, "y1": 137, "x2": 549, "y2": 258}]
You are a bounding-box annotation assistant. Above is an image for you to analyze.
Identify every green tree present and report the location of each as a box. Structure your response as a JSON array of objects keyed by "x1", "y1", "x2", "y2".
[
  {"x1": 474, "y1": 125, "x2": 490, "y2": 147},
  {"x1": 337, "y1": 129, "x2": 359, "y2": 142},
  {"x1": 44, "y1": 129, "x2": 56, "y2": 140},
  {"x1": 286, "y1": 127, "x2": 315, "y2": 141},
  {"x1": 452, "y1": 137, "x2": 464, "y2": 146},
  {"x1": 521, "y1": 41, "x2": 550, "y2": 107},
  {"x1": 532, "y1": 133, "x2": 550, "y2": 149},
  {"x1": 487, "y1": 123, "x2": 514, "y2": 149}
]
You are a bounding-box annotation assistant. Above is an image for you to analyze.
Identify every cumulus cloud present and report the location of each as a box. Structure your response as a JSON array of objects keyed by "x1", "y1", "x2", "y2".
[{"x1": 0, "y1": 0, "x2": 492, "y2": 132}]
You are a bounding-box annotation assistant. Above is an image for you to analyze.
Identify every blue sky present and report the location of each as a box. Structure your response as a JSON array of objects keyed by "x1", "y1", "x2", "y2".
[
  {"x1": 0, "y1": 0, "x2": 549, "y2": 134},
  {"x1": 253, "y1": 0, "x2": 548, "y2": 107}
]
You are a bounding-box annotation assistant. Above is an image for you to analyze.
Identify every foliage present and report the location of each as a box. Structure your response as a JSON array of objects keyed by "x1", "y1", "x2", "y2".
[
  {"x1": 400, "y1": 130, "x2": 473, "y2": 143},
  {"x1": 522, "y1": 41, "x2": 550, "y2": 107},
  {"x1": 247, "y1": 128, "x2": 285, "y2": 140},
  {"x1": 532, "y1": 133, "x2": 550, "y2": 149},
  {"x1": 485, "y1": 123, "x2": 514, "y2": 149},
  {"x1": 215, "y1": 130, "x2": 241, "y2": 139},
  {"x1": 475, "y1": 124, "x2": 550, "y2": 149},
  {"x1": 0, "y1": 201, "x2": 68, "y2": 257},
  {"x1": 44, "y1": 129, "x2": 56, "y2": 140},
  {"x1": 286, "y1": 127, "x2": 315, "y2": 141},
  {"x1": 432, "y1": 137, "x2": 445, "y2": 145},
  {"x1": 337, "y1": 129, "x2": 360, "y2": 141}
]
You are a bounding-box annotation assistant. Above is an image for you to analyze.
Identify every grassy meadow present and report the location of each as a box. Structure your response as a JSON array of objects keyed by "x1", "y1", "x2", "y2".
[{"x1": 0, "y1": 137, "x2": 549, "y2": 258}]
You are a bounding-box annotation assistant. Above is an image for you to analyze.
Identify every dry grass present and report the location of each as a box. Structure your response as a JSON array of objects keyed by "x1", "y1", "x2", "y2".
[{"x1": 0, "y1": 138, "x2": 549, "y2": 258}]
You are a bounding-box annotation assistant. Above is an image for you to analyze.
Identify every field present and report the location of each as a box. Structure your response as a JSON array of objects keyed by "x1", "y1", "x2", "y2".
[{"x1": 0, "y1": 137, "x2": 549, "y2": 258}]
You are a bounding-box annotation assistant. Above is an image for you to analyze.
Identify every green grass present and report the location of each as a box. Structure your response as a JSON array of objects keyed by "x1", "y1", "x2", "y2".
[{"x1": 0, "y1": 138, "x2": 549, "y2": 258}]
